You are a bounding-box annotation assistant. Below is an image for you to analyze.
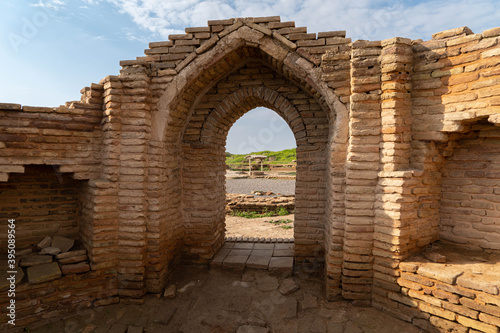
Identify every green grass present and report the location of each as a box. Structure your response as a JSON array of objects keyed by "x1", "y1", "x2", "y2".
[
  {"x1": 267, "y1": 218, "x2": 293, "y2": 229},
  {"x1": 230, "y1": 207, "x2": 290, "y2": 218},
  {"x1": 226, "y1": 148, "x2": 296, "y2": 167},
  {"x1": 276, "y1": 207, "x2": 290, "y2": 216},
  {"x1": 230, "y1": 210, "x2": 274, "y2": 218}
]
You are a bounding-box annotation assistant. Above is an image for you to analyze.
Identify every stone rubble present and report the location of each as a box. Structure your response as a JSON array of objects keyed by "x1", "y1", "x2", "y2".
[
  {"x1": 27, "y1": 262, "x2": 61, "y2": 284},
  {"x1": 40, "y1": 246, "x2": 61, "y2": 255},
  {"x1": 226, "y1": 193, "x2": 295, "y2": 213},
  {"x1": 36, "y1": 236, "x2": 52, "y2": 250},
  {"x1": 51, "y1": 236, "x2": 75, "y2": 253},
  {"x1": 163, "y1": 284, "x2": 177, "y2": 299},
  {"x1": 3, "y1": 234, "x2": 91, "y2": 291}
]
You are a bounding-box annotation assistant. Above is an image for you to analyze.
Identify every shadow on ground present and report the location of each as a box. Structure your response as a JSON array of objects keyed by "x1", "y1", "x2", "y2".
[{"x1": 29, "y1": 266, "x2": 423, "y2": 333}]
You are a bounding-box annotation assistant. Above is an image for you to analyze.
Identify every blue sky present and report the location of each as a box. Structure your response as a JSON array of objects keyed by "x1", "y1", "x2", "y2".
[{"x1": 1, "y1": 0, "x2": 499, "y2": 153}]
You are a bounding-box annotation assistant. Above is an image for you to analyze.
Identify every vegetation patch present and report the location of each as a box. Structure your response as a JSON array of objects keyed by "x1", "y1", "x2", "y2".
[
  {"x1": 226, "y1": 148, "x2": 296, "y2": 167},
  {"x1": 267, "y1": 218, "x2": 293, "y2": 229},
  {"x1": 229, "y1": 207, "x2": 290, "y2": 218}
]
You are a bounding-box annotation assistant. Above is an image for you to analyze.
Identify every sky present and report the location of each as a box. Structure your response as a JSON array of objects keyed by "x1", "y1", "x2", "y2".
[{"x1": 1, "y1": 0, "x2": 499, "y2": 154}]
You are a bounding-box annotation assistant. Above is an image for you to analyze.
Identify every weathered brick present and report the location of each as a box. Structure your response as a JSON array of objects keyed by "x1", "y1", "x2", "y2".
[
  {"x1": 457, "y1": 315, "x2": 498, "y2": 333},
  {"x1": 418, "y1": 302, "x2": 456, "y2": 321}
]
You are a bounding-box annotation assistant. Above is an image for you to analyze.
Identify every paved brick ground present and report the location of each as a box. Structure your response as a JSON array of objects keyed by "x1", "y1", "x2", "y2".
[{"x1": 212, "y1": 242, "x2": 294, "y2": 275}]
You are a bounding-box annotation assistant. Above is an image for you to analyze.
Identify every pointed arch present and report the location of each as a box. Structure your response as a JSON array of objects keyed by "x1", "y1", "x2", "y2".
[{"x1": 152, "y1": 23, "x2": 348, "y2": 147}]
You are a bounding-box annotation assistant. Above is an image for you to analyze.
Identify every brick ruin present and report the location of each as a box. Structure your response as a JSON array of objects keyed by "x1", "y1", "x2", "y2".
[{"x1": 1, "y1": 16, "x2": 499, "y2": 332}]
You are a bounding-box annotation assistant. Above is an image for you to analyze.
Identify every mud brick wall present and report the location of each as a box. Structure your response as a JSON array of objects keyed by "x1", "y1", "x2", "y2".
[
  {"x1": 0, "y1": 165, "x2": 82, "y2": 252},
  {"x1": 409, "y1": 26, "x2": 500, "y2": 254},
  {"x1": 0, "y1": 101, "x2": 102, "y2": 181},
  {"x1": 372, "y1": 26, "x2": 500, "y2": 330},
  {"x1": 0, "y1": 89, "x2": 117, "y2": 331},
  {"x1": 440, "y1": 122, "x2": 500, "y2": 252},
  {"x1": 412, "y1": 26, "x2": 500, "y2": 141},
  {"x1": 226, "y1": 194, "x2": 295, "y2": 213}
]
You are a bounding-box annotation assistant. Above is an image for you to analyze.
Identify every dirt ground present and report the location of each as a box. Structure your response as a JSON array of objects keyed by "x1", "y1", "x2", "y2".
[
  {"x1": 28, "y1": 266, "x2": 423, "y2": 333},
  {"x1": 225, "y1": 214, "x2": 294, "y2": 239}
]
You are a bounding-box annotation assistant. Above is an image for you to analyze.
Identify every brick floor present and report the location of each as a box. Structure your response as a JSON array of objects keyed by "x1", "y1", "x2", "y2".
[{"x1": 212, "y1": 242, "x2": 294, "y2": 275}]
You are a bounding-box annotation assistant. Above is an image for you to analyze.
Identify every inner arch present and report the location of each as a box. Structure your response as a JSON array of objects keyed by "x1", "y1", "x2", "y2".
[
  {"x1": 226, "y1": 107, "x2": 296, "y2": 154},
  {"x1": 180, "y1": 61, "x2": 329, "y2": 268}
]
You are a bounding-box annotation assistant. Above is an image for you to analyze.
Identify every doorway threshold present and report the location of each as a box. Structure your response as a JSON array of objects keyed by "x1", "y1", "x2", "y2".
[{"x1": 211, "y1": 241, "x2": 294, "y2": 276}]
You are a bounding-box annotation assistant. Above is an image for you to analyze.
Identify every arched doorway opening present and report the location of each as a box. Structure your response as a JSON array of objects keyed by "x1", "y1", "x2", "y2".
[
  {"x1": 176, "y1": 50, "x2": 330, "y2": 270},
  {"x1": 224, "y1": 107, "x2": 297, "y2": 241},
  {"x1": 151, "y1": 26, "x2": 349, "y2": 291}
]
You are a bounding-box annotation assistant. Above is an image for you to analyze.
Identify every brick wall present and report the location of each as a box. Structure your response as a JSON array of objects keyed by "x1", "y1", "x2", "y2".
[
  {"x1": 0, "y1": 269, "x2": 117, "y2": 329},
  {"x1": 440, "y1": 121, "x2": 500, "y2": 252},
  {"x1": 412, "y1": 26, "x2": 500, "y2": 142},
  {"x1": 0, "y1": 165, "x2": 82, "y2": 252}
]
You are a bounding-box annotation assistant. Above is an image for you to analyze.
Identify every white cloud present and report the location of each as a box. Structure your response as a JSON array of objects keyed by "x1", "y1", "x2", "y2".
[
  {"x1": 105, "y1": 0, "x2": 500, "y2": 41},
  {"x1": 124, "y1": 31, "x2": 150, "y2": 43},
  {"x1": 31, "y1": 0, "x2": 65, "y2": 10},
  {"x1": 93, "y1": 35, "x2": 109, "y2": 41}
]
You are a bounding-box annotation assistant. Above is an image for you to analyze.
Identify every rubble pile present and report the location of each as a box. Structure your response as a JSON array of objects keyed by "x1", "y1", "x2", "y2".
[
  {"x1": 12, "y1": 236, "x2": 89, "y2": 286},
  {"x1": 226, "y1": 193, "x2": 295, "y2": 213}
]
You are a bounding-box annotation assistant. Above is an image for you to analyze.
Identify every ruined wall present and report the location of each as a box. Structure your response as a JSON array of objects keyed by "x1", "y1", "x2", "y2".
[
  {"x1": 394, "y1": 247, "x2": 500, "y2": 333},
  {"x1": 0, "y1": 96, "x2": 122, "y2": 329},
  {"x1": 370, "y1": 26, "x2": 500, "y2": 331}
]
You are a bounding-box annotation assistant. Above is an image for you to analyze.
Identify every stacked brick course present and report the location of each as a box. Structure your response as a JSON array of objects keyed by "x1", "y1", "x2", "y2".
[
  {"x1": 1, "y1": 16, "x2": 499, "y2": 331},
  {"x1": 387, "y1": 244, "x2": 500, "y2": 333}
]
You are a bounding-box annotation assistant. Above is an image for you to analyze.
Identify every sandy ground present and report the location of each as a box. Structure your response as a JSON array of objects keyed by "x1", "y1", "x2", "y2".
[
  {"x1": 225, "y1": 177, "x2": 296, "y2": 239},
  {"x1": 225, "y1": 214, "x2": 294, "y2": 239}
]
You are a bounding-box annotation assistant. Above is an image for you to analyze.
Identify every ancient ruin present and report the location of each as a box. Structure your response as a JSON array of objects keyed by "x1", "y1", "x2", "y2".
[
  {"x1": 1, "y1": 16, "x2": 500, "y2": 332},
  {"x1": 244, "y1": 154, "x2": 268, "y2": 175}
]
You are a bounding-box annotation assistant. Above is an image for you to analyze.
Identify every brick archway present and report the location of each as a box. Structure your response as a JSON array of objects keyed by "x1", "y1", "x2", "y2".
[
  {"x1": 152, "y1": 23, "x2": 348, "y2": 143},
  {"x1": 147, "y1": 22, "x2": 349, "y2": 297}
]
